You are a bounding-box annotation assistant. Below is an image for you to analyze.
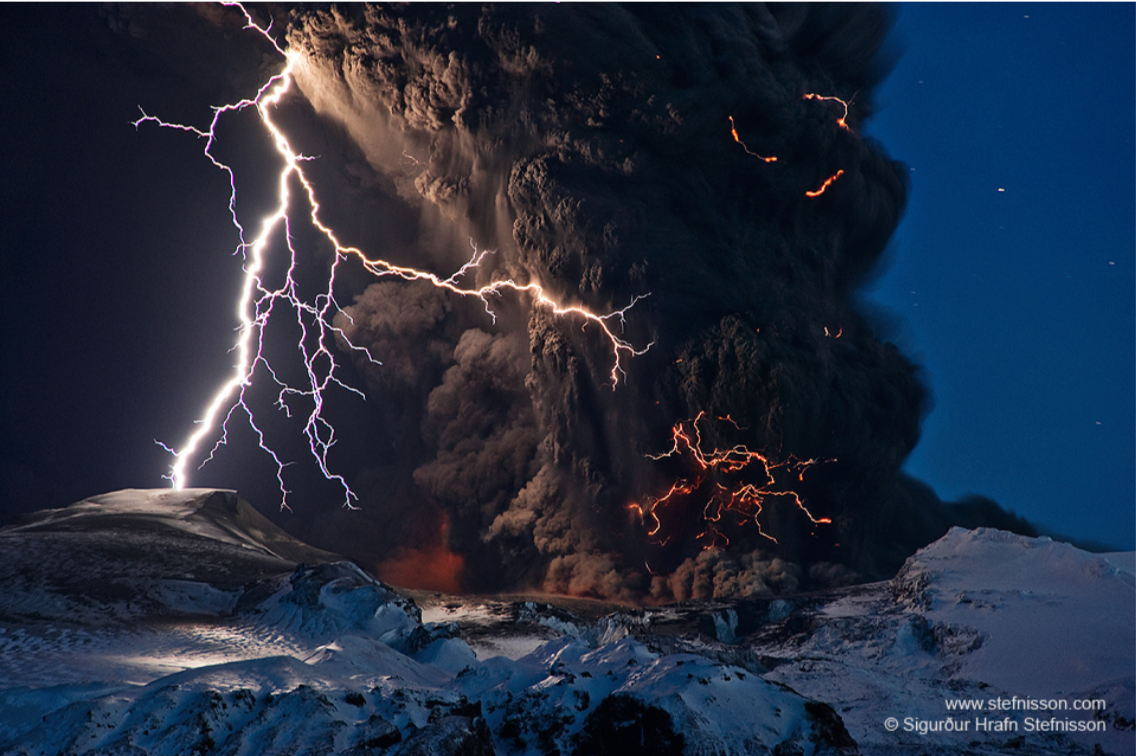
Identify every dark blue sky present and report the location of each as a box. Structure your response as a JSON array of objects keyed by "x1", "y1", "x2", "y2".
[
  {"x1": 865, "y1": 3, "x2": 1134, "y2": 548},
  {"x1": 1, "y1": 4, "x2": 1132, "y2": 552}
]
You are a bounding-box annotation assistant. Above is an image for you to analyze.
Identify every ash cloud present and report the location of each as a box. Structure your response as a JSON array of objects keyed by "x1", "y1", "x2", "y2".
[{"x1": 283, "y1": 4, "x2": 1034, "y2": 599}]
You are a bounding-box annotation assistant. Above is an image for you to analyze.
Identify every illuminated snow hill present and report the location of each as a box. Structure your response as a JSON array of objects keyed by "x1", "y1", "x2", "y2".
[{"x1": 0, "y1": 489, "x2": 1130, "y2": 756}]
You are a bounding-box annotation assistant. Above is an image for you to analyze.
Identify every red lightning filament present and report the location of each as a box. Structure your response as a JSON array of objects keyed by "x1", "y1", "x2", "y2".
[
  {"x1": 799, "y1": 93, "x2": 855, "y2": 199},
  {"x1": 803, "y1": 93, "x2": 853, "y2": 131},
  {"x1": 640, "y1": 412, "x2": 831, "y2": 547},
  {"x1": 728, "y1": 116, "x2": 777, "y2": 163},
  {"x1": 729, "y1": 106, "x2": 849, "y2": 198},
  {"x1": 805, "y1": 169, "x2": 845, "y2": 198},
  {"x1": 137, "y1": 5, "x2": 650, "y2": 509}
]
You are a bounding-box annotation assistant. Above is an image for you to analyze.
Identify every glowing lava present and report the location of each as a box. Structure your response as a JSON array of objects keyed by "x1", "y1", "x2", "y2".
[
  {"x1": 633, "y1": 412, "x2": 831, "y2": 548},
  {"x1": 138, "y1": 4, "x2": 650, "y2": 508}
]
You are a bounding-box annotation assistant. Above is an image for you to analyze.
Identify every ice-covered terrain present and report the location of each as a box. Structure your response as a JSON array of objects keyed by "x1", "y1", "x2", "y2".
[{"x1": 0, "y1": 489, "x2": 1131, "y2": 755}]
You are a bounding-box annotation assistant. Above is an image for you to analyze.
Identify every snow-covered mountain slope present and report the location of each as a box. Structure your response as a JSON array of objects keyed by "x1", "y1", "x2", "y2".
[
  {"x1": 0, "y1": 490, "x2": 1131, "y2": 756},
  {"x1": 749, "y1": 527, "x2": 1134, "y2": 756}
]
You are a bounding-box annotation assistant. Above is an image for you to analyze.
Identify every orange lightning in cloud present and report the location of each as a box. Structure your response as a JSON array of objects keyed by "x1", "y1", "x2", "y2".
[
  {"x1": 803, "y1": 92, "x2": 854, "y2": 131},
  {"x1": 730, "y1": 100, "x2": 851, "y2": 198},
  {"x1": 799, "y1": 92, "x2": 854, "y2": 198},
  {"x1": 728, "y1": 116, "x2": 777, "y2": 163},
  {"x1": 635, "y1": 412, "x2": 831, "y2": 548},
  {"x1": 805, "y1": 169, "x2": 845, "y2": 198},
  {"x1": 137, "y1": 4, "x2": 651, "y2": 508}
]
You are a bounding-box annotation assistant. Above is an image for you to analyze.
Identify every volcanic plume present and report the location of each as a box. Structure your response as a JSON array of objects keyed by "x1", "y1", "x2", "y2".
[{"x1": 259, "y1": 3, "x2": 1033, "y2": 600}]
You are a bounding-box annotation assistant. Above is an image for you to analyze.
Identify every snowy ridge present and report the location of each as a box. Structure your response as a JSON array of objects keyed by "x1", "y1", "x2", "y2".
[
  {"x1": 753, "y1": 527, "x2": 1134, "y2": 756},
  {"x1": 0, "y1": 492, "x2": 1132, "y2": 755},
  {"x1": 0, "y1": 556, "x2": 842, "y2": 755}
]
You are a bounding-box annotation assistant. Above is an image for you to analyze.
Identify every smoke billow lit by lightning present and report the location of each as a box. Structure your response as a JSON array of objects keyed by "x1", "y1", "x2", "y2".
[
  {"x1": 118, "y1": 3, "x2": 1044, "y2": 600},
  {"x1": 137, "y1": 6, "x2": 650, "y2": 510}
]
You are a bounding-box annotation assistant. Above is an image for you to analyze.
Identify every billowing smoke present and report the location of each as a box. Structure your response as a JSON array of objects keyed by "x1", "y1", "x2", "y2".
[{"x1": 273, "y1": 4, "x2": 1033, "y2": 600}]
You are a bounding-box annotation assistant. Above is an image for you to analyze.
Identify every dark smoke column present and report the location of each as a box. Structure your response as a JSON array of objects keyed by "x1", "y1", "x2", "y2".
[{"x1": 286, "y1": 4, "x2": 1027, "y2": 600}]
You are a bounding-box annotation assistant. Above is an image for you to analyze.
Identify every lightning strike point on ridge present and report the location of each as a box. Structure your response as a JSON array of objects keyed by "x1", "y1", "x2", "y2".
[{"x1": 137, "y1": 3, "x2": 650, "y2": 510}]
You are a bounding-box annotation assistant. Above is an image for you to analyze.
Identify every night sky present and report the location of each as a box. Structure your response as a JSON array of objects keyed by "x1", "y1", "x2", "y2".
[
  {"x1": 867, "y1": 4, "x2": 1134, "y2": 550},
  {"x1": 2, "y1": 3, "x2": 1132, "y2": 555}
]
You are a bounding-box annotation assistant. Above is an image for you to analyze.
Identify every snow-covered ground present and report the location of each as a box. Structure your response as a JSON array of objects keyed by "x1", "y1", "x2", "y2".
[
  {"x1": 753, "y1": 528, "x2": 1134, "y2": 755},
  {"x1": 0, "y1": 490, "x2": 1131, "y2": 755}
]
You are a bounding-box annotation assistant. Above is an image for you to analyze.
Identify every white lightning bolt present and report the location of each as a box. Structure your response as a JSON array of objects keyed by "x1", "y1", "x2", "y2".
[{"x1": 137, "y1": 4, "x2": 650, "y2": 509}]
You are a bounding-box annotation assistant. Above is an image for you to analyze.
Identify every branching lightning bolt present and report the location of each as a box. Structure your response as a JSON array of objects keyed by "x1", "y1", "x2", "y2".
[
  {"x1": 633, "y1": 412, "x2": 832, "y2": 547},
  {"x1": 691, "y1": 96, "x2": 854, "y2": 540},
  {"x1": 137, "y1": 4, "x2": 650, "y2": 509}
]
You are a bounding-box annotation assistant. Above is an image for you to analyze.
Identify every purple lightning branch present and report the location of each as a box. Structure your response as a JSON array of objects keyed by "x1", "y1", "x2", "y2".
[{"x1": 137, "y1": 5, "x2": 650, "y2": 509}]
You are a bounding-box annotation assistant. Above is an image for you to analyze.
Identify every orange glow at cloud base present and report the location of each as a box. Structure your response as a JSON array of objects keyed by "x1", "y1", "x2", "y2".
[{"x1": 376, "y1": 514, "x2": 465, "y2": 593}]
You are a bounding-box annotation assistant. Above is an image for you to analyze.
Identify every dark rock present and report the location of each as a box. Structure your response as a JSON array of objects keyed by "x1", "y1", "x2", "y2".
[
  {"x1": 392, "y1": 716, "x2": 495, "y2": 756},
  {"x1": 804, "y1": 700, "x2": 859, "y2": 754},
  {"x1": 573, "y1": 694, "x2": 684, "y2": 756}
]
